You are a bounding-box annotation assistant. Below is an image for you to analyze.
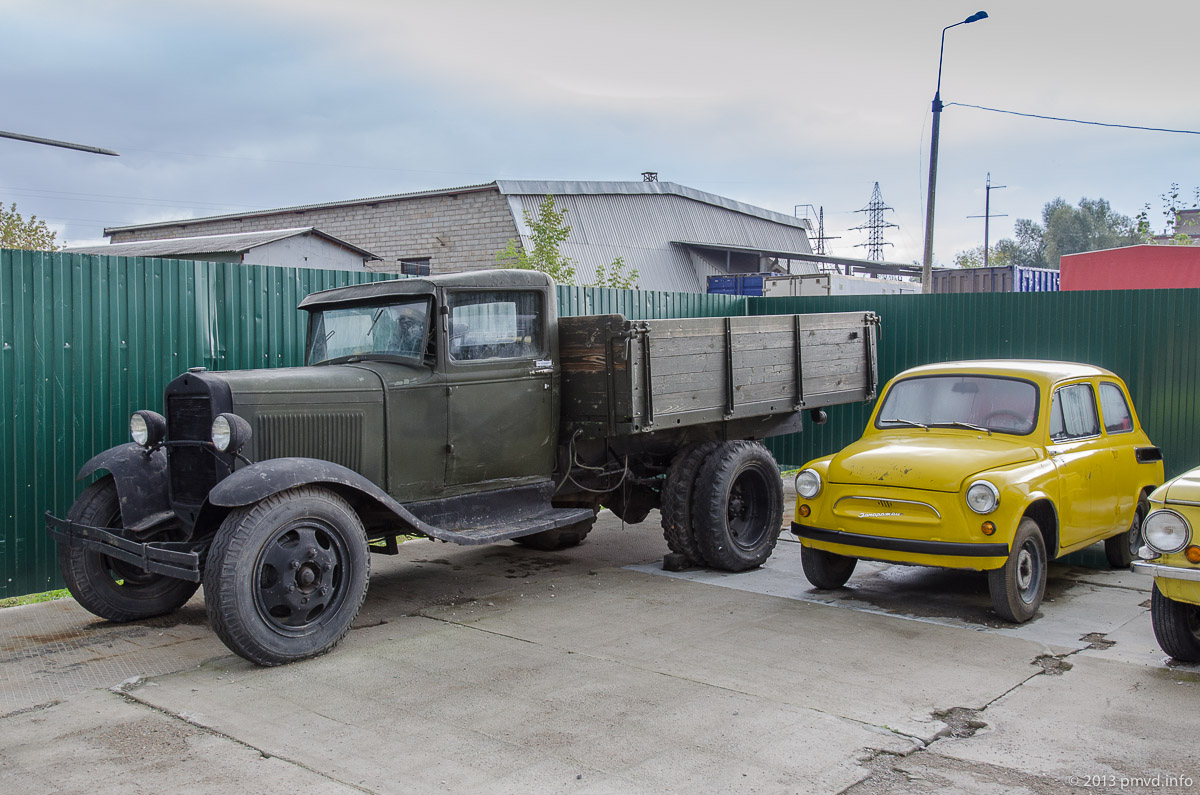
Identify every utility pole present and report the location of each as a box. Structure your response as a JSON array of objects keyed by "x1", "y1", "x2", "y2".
[{"x1": 967, "y1": 173, "x2": 1007, "y2": 266}]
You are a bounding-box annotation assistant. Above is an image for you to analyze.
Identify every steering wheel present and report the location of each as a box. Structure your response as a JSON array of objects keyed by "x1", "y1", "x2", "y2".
[{"x1": 982, "y1": 409, "x2": 1028, "y2": 428}]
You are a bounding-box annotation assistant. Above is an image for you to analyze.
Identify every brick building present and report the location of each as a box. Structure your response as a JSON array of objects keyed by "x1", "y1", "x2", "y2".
[{"x1": 104, "y1": 180, "x2": 817, "y2": 293}]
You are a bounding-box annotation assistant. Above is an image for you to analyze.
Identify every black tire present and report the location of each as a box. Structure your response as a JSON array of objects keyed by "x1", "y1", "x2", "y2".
[
  {"x1": 801, "y1": 545, "x2": 858, "y2": 589},
  {"x1": 660, "y1": 441, "x2": 719, "y2": 566},
  {"x1": 203, "y1": 486, "x2": 369, "y2": 666},
  {"x1": 1151, "y1": 584, "x2": 1200, "y2": 662},
  {"x1": 1105, "y1": 496, "x2": 1148, "y2": 569},
  {"x1": 691, "y1": 441, "x2": 784, "y2": 572},
  {"x1": 57, "y1": 476, "x2": 199, "y2": 622},
  {"x1": 988, "y1": 517, "x2": 1047, "y2": 623},
  {"x1": 513, "y1": 511, "x2": 598, "y2": 551}
]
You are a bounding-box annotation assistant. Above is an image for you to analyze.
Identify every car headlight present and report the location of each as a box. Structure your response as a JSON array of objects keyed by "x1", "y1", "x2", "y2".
[
  {"x1": 211, "y1": 413, "x2": 252, "y2": 453},
  {"x1": 130, "y1": 410, "x2": 166, "y2": 448},
  {"x1": 1142, "y1": 509, "x2": 1191, "y2": 554},
  {"x1": 965, "y1": 480, "x2": 1000, "y2": 514},
  {"x1": 795, "y1": 468, "x2": 822, "y2": 499}
]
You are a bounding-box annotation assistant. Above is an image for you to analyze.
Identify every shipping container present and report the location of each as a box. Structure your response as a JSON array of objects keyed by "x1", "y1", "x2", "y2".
[
  {"x1": 708, "y1": 272, "x2": 919, "y2": 297},
  {"x1": 931, "y1": 265, "x2": 1059, "y2": 294}
]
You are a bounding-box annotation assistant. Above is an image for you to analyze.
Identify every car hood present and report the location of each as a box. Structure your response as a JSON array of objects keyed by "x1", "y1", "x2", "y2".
[
  {"x1": 1163, "y1": 470, "x2": 1200, "y2": 506},
  {"x1": 827, "y1": 432, "x2": 1038, "y2": 492}
]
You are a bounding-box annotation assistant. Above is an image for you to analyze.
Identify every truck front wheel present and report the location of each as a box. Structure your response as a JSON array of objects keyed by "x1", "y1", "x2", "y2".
[
  {"x1": 58, "y1": 476, "x2": 199, "y2": 622},
  {"x1": 690, "y1": 441, "x2": 784, "y2": 572},
  {"x1": 204, "y1": 486, "x2": 370, "y2": 666}
]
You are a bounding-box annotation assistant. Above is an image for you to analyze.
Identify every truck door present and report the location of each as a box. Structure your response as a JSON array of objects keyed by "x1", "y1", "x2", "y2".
[{"x1": 443, "y1": 288, "x2": 556, "y2": 488}]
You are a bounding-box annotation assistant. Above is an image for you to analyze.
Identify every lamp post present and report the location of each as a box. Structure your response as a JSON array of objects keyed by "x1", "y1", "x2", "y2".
[{"x1": 921, "y1": 10, "x2": 988, "y2": 293}]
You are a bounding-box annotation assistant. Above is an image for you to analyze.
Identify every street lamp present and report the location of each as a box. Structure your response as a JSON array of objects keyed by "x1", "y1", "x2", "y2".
[{"x1": 921, "y1": 10, "x2": 988, "y2": 293}]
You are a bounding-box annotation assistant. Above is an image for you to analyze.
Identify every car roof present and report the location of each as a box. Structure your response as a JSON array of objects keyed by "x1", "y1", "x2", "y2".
[
  {"x1": 298, "y1": 269, "x2": 554, "y2": 310},
  {"x1": 893, "y1": 359, "x2": 1119, "y2": 386}
]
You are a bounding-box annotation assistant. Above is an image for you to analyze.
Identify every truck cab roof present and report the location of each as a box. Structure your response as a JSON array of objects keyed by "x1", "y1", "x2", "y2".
[{"x1": 298, "y1": 269, "x2": 555, "y2": 311}]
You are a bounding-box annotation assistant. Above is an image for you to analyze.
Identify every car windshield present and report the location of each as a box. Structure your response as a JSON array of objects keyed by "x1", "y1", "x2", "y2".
[
  {"x1": 306, "y1": 298, "x2": 431, "y2": 365},
  {"x1": 876, "y1": 375, "x2": 1039, "y2": 435}
]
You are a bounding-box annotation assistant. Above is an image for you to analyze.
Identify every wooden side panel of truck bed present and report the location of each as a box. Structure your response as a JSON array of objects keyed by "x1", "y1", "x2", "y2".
[{"x1": 560, "y1": 311, "x2": 879, "y2": 439}]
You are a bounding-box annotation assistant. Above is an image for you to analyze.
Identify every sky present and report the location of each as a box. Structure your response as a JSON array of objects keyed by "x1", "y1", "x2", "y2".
[{"x1": 2, "y1": 0, "x2": 1197, "y2": 267}]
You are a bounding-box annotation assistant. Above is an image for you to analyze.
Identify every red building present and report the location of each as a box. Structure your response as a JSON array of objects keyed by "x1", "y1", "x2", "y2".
[{"x1": 1060, "y1": 245, "x2": 1200, "y2": 291}]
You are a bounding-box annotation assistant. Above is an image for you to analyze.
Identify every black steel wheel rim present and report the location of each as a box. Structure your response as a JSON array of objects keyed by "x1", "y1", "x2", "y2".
[
  {"x1": 1015, "y1": 537, "x2": 1042, "y2": 604},
  {"x1": 91, "y1": 502, "x2": 158, "y2": 589},
  {"x1": 727, "y1": 467, "x2": 770, "y2": 550},
  {"x1": 252, "y1": 518, "x2": 350, "y2": 636}
]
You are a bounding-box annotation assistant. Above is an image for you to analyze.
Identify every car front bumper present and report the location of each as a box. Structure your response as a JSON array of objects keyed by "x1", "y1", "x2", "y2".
[
  {"x1": 792, "y1": 521, "x2": 1010, "y2": 569},
  {"x1": 1132, "y1": 561, "x2": 1200, "y2": 583}
]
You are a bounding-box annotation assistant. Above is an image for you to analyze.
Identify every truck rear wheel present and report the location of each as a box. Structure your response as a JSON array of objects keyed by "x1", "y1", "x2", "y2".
[
  {"x1": 514, "y1": 510, "x2": 598, "y2": 551},
  {"x1": 204, "y1": 486, "x2": 370, "y2": 666},
  {"x1": 58, "y1": 476, "x2": 199, "y2": 622},
  {"x1": 660, "y1": 441, "x2": 719, "y2": 566},
  {"x1": 690, "y1": 441, "x2": 784, "y2": 572}
]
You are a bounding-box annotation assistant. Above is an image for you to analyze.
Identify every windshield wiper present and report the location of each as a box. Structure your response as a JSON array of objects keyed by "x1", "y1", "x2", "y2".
[
  {"x1": 883, "y1": 417, "x2": 928, "y2": 429},
  {"x1": 945, "y1": 420, "x2": 991, "y2": 435},
  {"x1": 366, "y1": 307, "x2": 385, "y2": 337}
]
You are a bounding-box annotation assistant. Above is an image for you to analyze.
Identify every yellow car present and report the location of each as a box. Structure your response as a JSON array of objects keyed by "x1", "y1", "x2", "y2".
[
  {"x1": 792, "y1": 360, "x2": 1163, "y2": 623},
  {"x1": 1132, "y1": 469, "x2": 1200, "y2": 661}
]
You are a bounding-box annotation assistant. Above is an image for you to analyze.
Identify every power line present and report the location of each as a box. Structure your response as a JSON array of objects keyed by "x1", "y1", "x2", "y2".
[{"x1": 946, "y1": 103, "x2": 1200, "y2": 135}]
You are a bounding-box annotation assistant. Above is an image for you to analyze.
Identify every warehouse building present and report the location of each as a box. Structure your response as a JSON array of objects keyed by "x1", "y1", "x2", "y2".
[{"x1": 102, "y1": 180, "x2": 817, "y2": 293}]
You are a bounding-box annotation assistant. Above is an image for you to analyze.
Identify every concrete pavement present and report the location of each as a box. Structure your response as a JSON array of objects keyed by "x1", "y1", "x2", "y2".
[{"x1": 2, "y1": 496, "x2": 1197, "y2": 794}]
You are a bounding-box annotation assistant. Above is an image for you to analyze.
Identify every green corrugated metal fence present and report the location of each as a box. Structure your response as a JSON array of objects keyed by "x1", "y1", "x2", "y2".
[
  {"x1": 756, "y1": 290, "x2": 1200, "y2": 481},
  {"x1": 4, "y1": 250, "x2": 1199, "y2": 598}
]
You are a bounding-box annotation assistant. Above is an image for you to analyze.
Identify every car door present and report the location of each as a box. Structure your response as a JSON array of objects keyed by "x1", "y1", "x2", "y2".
[
  {"x1": 1046, "y1": 380, "x2": 1115, "y2": 549},
  {"x1": 1096, "y1": 380, "x2": 1141, "y2": 533},
  {"x1": 442, "y1": 288, "x2": 556, "y2": 490}
]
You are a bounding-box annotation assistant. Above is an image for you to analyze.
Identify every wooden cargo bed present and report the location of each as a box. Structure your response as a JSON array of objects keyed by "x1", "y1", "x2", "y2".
[{"x1": 559, "y1": 311, "x2": 879, "y2": 440}]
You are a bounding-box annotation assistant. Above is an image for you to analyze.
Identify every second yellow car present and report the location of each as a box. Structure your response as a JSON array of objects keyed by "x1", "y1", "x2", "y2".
[{"x1": 792, "y1": 360, "x2": 1163, "y2": 622}]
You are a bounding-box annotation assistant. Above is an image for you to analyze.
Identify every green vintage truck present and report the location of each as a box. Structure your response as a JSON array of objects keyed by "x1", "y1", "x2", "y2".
[{"x1": 48, "y1": 269, "x2": 878, "y2": 665}]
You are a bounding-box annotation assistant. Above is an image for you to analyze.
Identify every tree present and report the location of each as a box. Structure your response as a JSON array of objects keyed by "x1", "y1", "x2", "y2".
[
  {"x1": 1136, "y1": 183, "x2": 1198, "y2": 245},
  {"x1": 495, "y1": 195, "x2": 638, "y2": 288},
  {"x1": 1, "y1": 202, "x2": 59, "y2": 251}
]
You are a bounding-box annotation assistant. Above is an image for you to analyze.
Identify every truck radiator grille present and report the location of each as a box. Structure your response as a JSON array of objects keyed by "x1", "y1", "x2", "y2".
[
  {"x1": 255, "y1": 412, "x2": 363, "y2": 472},
  {"x1": 166, "y1": 394, "x2": 218, "y2": 505}
]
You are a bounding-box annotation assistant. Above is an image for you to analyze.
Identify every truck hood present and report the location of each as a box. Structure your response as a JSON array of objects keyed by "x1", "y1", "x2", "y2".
[
  {"x1": 1163, "y1": 470, "x2": 1200, "y2": 505},
  {"x1": 217, "y1": 362, "x2": 425, "y2": 403},
  {"x1": 827, "y1": 432, "x2": 1038, "y2": 492}
]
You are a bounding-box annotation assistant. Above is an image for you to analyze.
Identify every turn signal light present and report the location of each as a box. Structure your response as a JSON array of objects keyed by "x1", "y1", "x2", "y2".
[
  {"x1": 981, "y1": 521, "x2": 996, "y2": 536},
  {"x1": 1185, "y1": 546, "x2": 1200, "y2": 565},
  {"x1": 798, "y1": 504, "x2": 811, "y2": 518}
]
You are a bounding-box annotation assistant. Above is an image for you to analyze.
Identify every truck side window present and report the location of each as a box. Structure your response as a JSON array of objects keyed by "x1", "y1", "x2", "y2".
[
  {"x1": 447, "y1": 291, "x2": 544, "y2": 362},
  {"x1": 1099, "y1": 382, "x2": 1134, "y2": 434},
  {"x1": 1048, "y1": 383, "x2": 1099, "y2": 441}
]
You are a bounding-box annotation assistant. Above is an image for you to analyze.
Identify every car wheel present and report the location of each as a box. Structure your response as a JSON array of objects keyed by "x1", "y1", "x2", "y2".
[
  {"x1": 691, "y1": 441, "x2": 784, "y2": 572},
  {"x1": 988, "y1": 517, "x2": 1047, "y2": 623},
  {"x1": 514, "y1": 510, "x2": 598, "y2": 551},
  {"x1": 1150, "y1": 584, "x2": 1200, "y2": 662},
  {"x1": 1105, "y1": 496, "x2": 1148, "y2": 569},
  {"x1": 800, "y1": 545, "x2": 857, "y2": 589},
  {"x1": 204, "y1": 486, "x2": 370, "y2": 666},
  {"x1": 660, "y1": 441, "x2": 719, "y2": 566},
  {"x1": 58, "y1": 476, "x2": 199, "y2": 622}
]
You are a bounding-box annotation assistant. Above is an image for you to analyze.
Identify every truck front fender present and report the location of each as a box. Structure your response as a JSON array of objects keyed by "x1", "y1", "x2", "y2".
[
  {"x1": 76, "y1": 443, "x2": 172, "y2": 531},
  {"x1": 205, "y1": 457, "x2": 442, "y2": 539}
]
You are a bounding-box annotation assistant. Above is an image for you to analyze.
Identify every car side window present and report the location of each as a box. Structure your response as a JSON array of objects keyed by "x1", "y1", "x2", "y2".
[
  {"x1": 1048, "y1": 383, "x2": 1100, "y2": 441},
  {"x1": 447, "y1": 290, "x2": 544, "y2": 362},
  {"x1": 1099, "y1": 382, "x2": 1134, "y2": 434}
]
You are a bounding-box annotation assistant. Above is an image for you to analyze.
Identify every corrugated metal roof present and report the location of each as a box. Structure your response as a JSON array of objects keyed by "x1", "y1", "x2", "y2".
[
  {"x1": 102, "y1": 184, "x2": 499, "y2": 235},
  {"x1": 67, "y1": 227, "x2": 380, "y2": 259},
  {"x1": 496, "y1": 180, "x2": 811, "y2": 231}
]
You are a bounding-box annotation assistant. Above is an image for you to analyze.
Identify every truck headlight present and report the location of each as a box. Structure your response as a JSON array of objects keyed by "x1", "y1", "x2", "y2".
[
  {"x1": 1143, "y1": 509, "x2": 1190, "y2": 554},
  {"x1": 130, "y1": 410, "x2": 166, "y2": 448},
  {"x1": 795, "y1": 468, "x2": 822, "y2": 499},
  {"x1": 966, "y1": 480, "x2": 999, "y2": 514},
  {"x1": 212, "y1": 413, "x2": 252, "y2": 453}
]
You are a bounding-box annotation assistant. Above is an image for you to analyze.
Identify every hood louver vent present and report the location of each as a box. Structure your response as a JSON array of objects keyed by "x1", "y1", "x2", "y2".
[{"x1": 255, "y1": 412, "x2": 364, "y2": 472}]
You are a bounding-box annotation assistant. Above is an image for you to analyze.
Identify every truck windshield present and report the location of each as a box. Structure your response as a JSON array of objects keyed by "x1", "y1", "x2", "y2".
[
  {"x1": 876, "y1": 375, "x2": 1039, "y2": 435},
  {"x1": 306, "y1": 298, "x2": 432, "y2": 365}
]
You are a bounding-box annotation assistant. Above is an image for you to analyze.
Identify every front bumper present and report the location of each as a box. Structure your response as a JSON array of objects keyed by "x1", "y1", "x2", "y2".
[
  {"x1": 46, "y1": 513, "x2": 203, "y2": 582},
  {"x1": 1131, "y1": 561, "x2": 1200, "y2": 583},
  {"x1": 792, "y1": 521, "x2": 1009, "y2": 558}
]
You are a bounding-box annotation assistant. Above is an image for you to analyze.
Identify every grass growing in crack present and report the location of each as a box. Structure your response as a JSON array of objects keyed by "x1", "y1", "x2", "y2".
[{"x1": 0, "y1": 588, "x2": 70, "y2": 609}]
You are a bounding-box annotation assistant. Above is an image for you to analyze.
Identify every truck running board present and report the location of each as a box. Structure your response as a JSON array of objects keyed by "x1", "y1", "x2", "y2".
[{"x1": 403, "y1": 481, "x2": 595, "y2": 546}]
